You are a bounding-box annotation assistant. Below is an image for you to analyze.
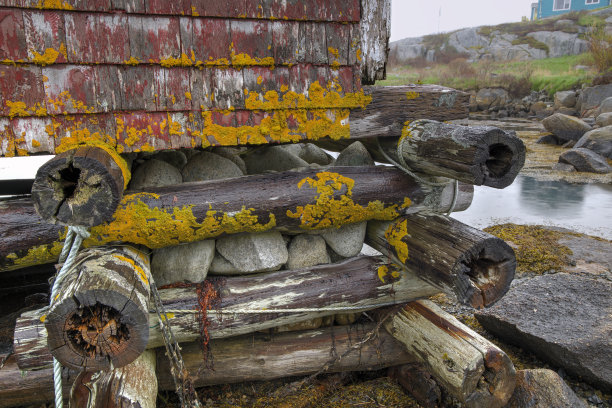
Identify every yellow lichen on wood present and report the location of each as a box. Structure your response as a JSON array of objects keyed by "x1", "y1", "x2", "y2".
[
  {"x1": 405, "y1": 92, "x2": 420, "y2": 100},
  {"x1": 5, "y1": 231, "x2": 66, "y2": 270},
  {"x1": 287, "y1": 172, "x2": 411, "y2": 230},
  {"x1": 31, "y1": 47, "x2": 60, "y2": 66},
  {"x1": 86, "y1": 193, "x2": 277, "y2": 249},
  {"x1": 385, "y1": 219, "x2": 410, "y2": 263},
  {"x1": 400, "y1": 121, "x2": 412, "y2": 141},
  {"x1": 377, "y1": 264, "x2": 403, "y2": 284},
  {"x1": 36, "y1": 0, "x2": 74, "y2": 10},
  {"x1": 113, "y1": 254, "x2": 149, "y2": 285},
  {"x1": 5, "y1": 101, "x2": 47, "y2": 118},
  {"x1": 124, "y1": 56, "x2": 140, "y2": 65}
]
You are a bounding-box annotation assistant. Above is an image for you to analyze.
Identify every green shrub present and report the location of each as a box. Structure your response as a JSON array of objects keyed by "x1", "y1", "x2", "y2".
[{"x1": 586, "y1": 24, "x2": 612, "y2": 72}]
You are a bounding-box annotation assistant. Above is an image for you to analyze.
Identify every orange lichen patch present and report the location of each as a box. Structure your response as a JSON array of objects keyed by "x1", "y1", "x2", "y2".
[
  {"x1": 328, "y1": 47, "x2": 340, "y2": 59},
  {"x1": 245, "y1": 81, "x2": 371, "y2": 111},
  {"x1": 377, "y1": 264, "x2": 403, "y2": 284},
  {"x1": 287, "y1": 172, "x2": 412, "y2": 230},
  {"x1": 124, "y1": 56, "x2": 140, "y2": 65},
  {"x1": 113, "y1": 254, "x2": 149, "y2": 285},
  {"x1": 400, "y1": 121, "x2": 412, "y2": 141},
  {"x1": 356, "y1": 48, "x2": 362, "y2": 61},
  {"x1": 406, "y1": 92, "x2": 420, "y2": 100},
  {"x1": 31, "y1": 47, "x2": 60, "y2": 66},
  {"x1": 47, "y1": 91, "x2": 96, "y2": 114},
  {"x1": 184, "y1": 91, "x2": 192, "y2": 100},
  {"x1": 5, "y1": 229, "x2": 67, "y2": 270},
  {"x1": 86, "y1": 193, "x2": 277, "y2": 249},
  {"x1": 5, "y1": 101, "x2": 48, "y2": 118},
  {"x1": 36, "y1": 0, "x2": 74, "y2": 10},
  {"x1": 385, "y1": 219, "x2": 409, "y2": 264}
]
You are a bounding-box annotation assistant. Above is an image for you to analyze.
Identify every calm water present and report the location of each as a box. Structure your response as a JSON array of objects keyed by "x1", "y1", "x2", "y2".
[{"x1": 452, "y1": 176, "x2": 612, "y2": 240}]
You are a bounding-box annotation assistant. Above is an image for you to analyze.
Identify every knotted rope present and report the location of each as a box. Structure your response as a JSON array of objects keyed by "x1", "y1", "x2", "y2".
[{"x1": 49, "y1": 226, "x2": 90, "y2": 408}]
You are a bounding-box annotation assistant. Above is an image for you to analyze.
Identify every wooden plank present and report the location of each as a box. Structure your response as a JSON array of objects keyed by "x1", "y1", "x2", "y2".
[
  {"x1": 52, "y1": 113, "x2": 117, "y2": 150},
  {"x1": 271, "y1": 20, "x2": 300, "y2": 66},
  {"x1": 10, "y1": 116, "x2": 54, "y2": 154},
  {"x1": 23, "y1": 10, "x2": 67, "y2": 64},
  {"x1": 114, "y1": 111, "x2": 170, "y2": 152},
  {"x1": 127, "y1": 15, "x2": 180, "y2": 64},
  {"x1": 0, "y1": 8, "x2": 27, "y2": 62},
  {"x1": 110, "y1": 0, "x2": 145, "y2": 12},
  {"x1": 359, "y1": 0, "x2": 391, "y2": 84},
  {"x1": 64, "y1": 13, "x2": 129, "y2": 64},
  {"x1": 191, "y1": 17, "x2": 232, "y2": 64},
  {"x1": 0, "y1": 65, "x2": 45, "y2": 118},
  {"x1": 230, "y1": 19, "x2": 273, "y2": 63},
  {"x1": 157, "y1": 67, "x2": 191, "y2": 111},
  {"x1": 43, "y1": 65, "x2": 97, "y2": 114},
  {"x1": 211, "y1": 67, "x2": 245, "y2": 110},
  {"x1": 144, "y1": 0, "x2": 190, "y2": 15},
  {"x1": 0, "y1": 118, "x2": 14, "y2": 156},
  {"x1": 117, "y1": 65, "x2": 157, "y2": 111},
  {"x1": 188, "y1": 67, "x2": 212, "y2": 110},
  {"x1": 326, "y1": 23, "x2": 350, "y2": 66},
  {"x1": 190, "y1": 0, "x2": 244, "y2": 17}
]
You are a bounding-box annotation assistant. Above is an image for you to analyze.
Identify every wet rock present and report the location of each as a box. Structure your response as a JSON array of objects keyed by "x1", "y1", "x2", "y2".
[
  {"x1": 577, "y1": 84, "x2": 612, "y2": 114},
  {"x1": 542, "y1": 113, "x2": 592, "y2": 141},
  {"x1": 181, "y1": 151, "x2": 244, "y2": 182},
  {"x1": 476, "y1": 88, "x2": 510, "y2": 111},
  {"x1": 153, "y1": 150, "x2": 188, "y2": 170},
  {"x1": 321, "y1": 222, "x2": 366, "y2": 258},
  {"x1": 151, "y1": 240, "x2": 215, "y2": 286},
  {"x1": 505, "y1": 369, "x2": 587, "y2": 408},
  {"x1": 335, "y1": 141, "x2": 374, "y2": 166},
  {"x1": 210, "y1": 147, "x2": 247, "y2": 174},
  {"x1": 575, "y1": 126, "x2": 612, "y2": 159},
  {"x1": 286, "y1": 234, "x2": 330, "y2": 270},
  {"x1": 536, "y1": 134, "x2": 560, "y2": 145},
  {"x1": 596, "y1": 112, "x2": 612, "y2": 127},
  {"x1": 215, "y1": 231, "x2": 288, "y2": 274},
  {"x1": 244, "y1": 145, "x2": 309, "y2": 174},
  {"x1": 129, "y1": 159, "x2": 183, "y2": 189},
  {"x1": 554, "y1": 90, "x2": 576, "y2": 109},
  {"x1": 475, "y1": 273, "x2": 612, "y2": 391},
  {"x1": 558, "y1": 148, "x2": 611, "y2": 173},
  {"x1": 552, "y1": 162, "x2": 576, "y2": 172}
]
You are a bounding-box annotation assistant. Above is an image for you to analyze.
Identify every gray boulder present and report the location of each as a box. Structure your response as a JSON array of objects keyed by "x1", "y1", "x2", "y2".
[
  {"x1": 526, "y1": 31, "x2": 589, "y2": 58},
  {"x1": 210, "y1": 147, "x2": 247, "y2": 174},
  {"x1": 559, "y1": 148, "x2": 611, "y2": 173},
  {"x1": 505, "y1": 369, "x2": 587, "y2": 408},
  {"x1": 181, "y1": 151, "x2": 244, "y2": 182},
  {"x1": 542, "y1": 113, "x2": 591, "y2": 141},
  {"x1": 475, "y1": 88, "x2": 509, "y2": 111},
  {"x1": 575, "y1": 126, "x2": 612, "y2": 159},
  {"x1": 208, "y1": 251, "x2": 238, "y2": 274},
  {"x1": 447, "y1": 28, "x2": 488, "y2": 58},
  {"x1": 129, "y1": 159, "x2": 182, "y2": 189},
  {"x1": 215, "y1": 231, "x2": 288, "y2": 274},
  {"x1": 598, "y1": 96, "x2": 612, "y2": 115},
  {"x1": 553, "y1": 90, "x2": 576, "y2": 109},
  {"x1": 244, "y1": 145, "x2": 309, "y2": 174},
  {"x1": 286, "y1": 234, "x2": 330, "y2": 270},
  {"x1": 596, "y1": 112, "x2": 612, "y2": 127},
  {"x1": 552, "y1": 162, "x2": 576, "y2": 172},
  {"x1": 577, "y1": 84, "x2": 612, "y2": 114},
  {"x1": 536, "y1": 134, "x2": 559, "y2": 145},
  {"x1": 151, "y1": 240, "x2": 215, "y2": 286},
  {"x1": 298, "y1": 143, "x2": 332, "y2": 165},
  {"x1": 153, "y1": 150, "x2": 188, "y2": 170},
  {"x1": 321, "y1": 222, "x2": 366, "y2": 258},
  {"x1": 335, "y1": 141, "x2": 374, "y2": 166},
  {"x1": 475, "y1": 273, "x2": 612, "y2": 390},
  {"x1": 389, "y1": 37, "x2": 427, "y2": 64}
]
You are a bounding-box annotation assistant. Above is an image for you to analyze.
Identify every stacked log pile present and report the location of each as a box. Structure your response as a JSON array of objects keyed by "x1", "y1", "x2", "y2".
[{"x1": 0, "y1": 0, "x2": 527, "y2": 407}]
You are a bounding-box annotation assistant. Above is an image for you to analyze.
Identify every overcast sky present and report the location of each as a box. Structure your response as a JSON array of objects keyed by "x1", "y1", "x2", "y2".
[{"x1": 391, "y1": 0, "x2": 537, "y2": 41}]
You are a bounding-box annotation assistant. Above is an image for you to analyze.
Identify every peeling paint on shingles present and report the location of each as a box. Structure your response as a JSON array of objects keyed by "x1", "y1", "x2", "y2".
[
  {"x1": 23, "y1": 10, "x2": 67, "y2": 64},
  {"x1": 11, "y1": 116, "x2": 55, "y2": 155}
]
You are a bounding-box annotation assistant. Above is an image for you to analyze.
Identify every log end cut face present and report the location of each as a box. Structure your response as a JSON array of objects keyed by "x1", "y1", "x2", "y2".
[
  {"x1": 477, "y1": 130, "x2": 526, "y2": 189},
  {"x1": 32, "y1": 146, "x2": 125, "y2": 227}
]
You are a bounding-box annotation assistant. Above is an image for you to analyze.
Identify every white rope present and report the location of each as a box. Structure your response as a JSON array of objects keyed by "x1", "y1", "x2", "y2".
[{"x1": 49, "y1": 226, "x2": 90, "y2": 408}]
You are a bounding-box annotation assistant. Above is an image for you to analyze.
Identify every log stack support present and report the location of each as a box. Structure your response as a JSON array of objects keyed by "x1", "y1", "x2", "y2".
[{"x1": 0, "y1": 0, "x2": 528, "y2": 406}]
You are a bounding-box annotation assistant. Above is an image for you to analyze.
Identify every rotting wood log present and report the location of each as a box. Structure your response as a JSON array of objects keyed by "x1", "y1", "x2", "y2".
[
  {"x1": 16, "y1": 255, "x2": 448, "y2": 370},
  {"x1": 44, "y1": 246, "x2": 152, "y2": 372},
  {"x1": 1, "y1": 166, "x2": 473, "y2": 272},
  {"x1": 31, "y1": 146, "x2": 130, "y2": 227},
  {"x1": 70, "y1": 350, "x2": 157, "y2": 408},
  {"x1": 376, "y1": 120, "x2": 526, "y2": 189},
  {"x1": 367, "y1": 214, "x2": 516, "y2": 309},
  {"x1": 1, "y1": 324, "x2": 413, "y2": 407},
  {"x1": 383, "y1": 300, "x2": 516, "y2": 408}
]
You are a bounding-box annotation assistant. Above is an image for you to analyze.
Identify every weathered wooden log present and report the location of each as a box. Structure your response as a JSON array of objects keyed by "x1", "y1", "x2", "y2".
[
  {"x1": 1, "y1": 324, "x2": 413, "y2": 407},
  {"x1": 359, "y1": 0, "x2": 391, "y2": 84},
  {"x1": 367, "y1": 214, "x2": 516, "y2": 308},
  {"x1": 376, "y1": 120, "x2": 526, "y2": 189},
  {"x1": 383, "y1": 300, "x2": 516, "y2": 408},
  {"x1": 0, "y1": 179, "x2": 34, "y2": 196},
  {"x1": 70, "y1": 350, "x2": 157, "y2": 408},
  {"x1": 44, "y1": 246, "x2": 151, "y2": 372},
  {"x1": 31, "y1": 146, "x2": 130, "y2": 227},
  {"x1": 1, "y1": 166, "x2": 473, "y2": 272},
  {"x1": 16, "y1": 255, "x2": 446, "y2": 370}
]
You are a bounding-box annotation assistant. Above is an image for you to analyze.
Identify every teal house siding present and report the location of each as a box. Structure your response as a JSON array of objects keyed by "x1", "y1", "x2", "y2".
[{"x1": 533, "y1": 0, "x2": 611, "y2": 19}]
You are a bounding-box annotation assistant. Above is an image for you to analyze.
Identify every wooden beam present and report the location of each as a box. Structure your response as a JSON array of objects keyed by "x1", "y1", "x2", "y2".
[
  {"x1": 15, "y1": 255, "x2": 441, "y2": 371},
  {"x1": 31, "y1": 146, "x2": 129, "y2": 227},
  {"x1": 359, "y1": 0, "x2": 391, "y2": 84},
  {"x1": 44, "y1": 246, "x2": 151, "y2": 372},
  {"x1": 384, "y1": 300, "x2": 516, "y2": 408},
  {"x1": 1, "y1": 166, "x2": 472, "y2": 272},
  {"x1": 367, "y1": 214, "x2": 516, "y2": 308}
]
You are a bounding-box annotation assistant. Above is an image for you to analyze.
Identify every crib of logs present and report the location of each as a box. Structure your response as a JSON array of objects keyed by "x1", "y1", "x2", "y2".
[{"x1": 0, "y1": 0, "x2": 526, "y2": 407}]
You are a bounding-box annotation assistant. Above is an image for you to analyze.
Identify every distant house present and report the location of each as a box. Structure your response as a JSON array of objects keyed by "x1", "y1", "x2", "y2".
[{"x1": 531, "y1": 0, "x2": 611, "y2": 20}]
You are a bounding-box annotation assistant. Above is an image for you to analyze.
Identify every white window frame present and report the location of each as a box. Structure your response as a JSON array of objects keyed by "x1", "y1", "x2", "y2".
[
  {"x1": 585, "y1": 0, "x2": 599, "y2": 4},
  {"x1": 553, "y1": 0, "x2": 572, "y2": 10}
]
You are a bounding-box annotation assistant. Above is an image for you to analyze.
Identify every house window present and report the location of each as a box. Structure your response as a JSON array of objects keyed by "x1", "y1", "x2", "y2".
[
  {"x1": 585, "y1": 0, "x2": 599, "y2": 4},
  {"x1": 553, "y1": 0, "x2": 571, "y2": 10}
]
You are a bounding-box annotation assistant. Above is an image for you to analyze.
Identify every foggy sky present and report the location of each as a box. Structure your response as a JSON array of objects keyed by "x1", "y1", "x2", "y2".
[{"x1": 391, "y1": 0, "x2": 538, "y2": 41}]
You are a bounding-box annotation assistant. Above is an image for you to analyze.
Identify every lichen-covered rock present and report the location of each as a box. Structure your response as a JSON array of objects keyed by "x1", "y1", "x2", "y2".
[
  {"x1": 596, "y1": 112, "x2": 612, "y2": 128},
  {"x1": 577, "y1": 84, "x2": 612, "y2": 114},
  {"x1": 151, "y1": 240, "x2": 215, "y2": 286},
  {"x1": 542, "y1": 113, "x2": 592, "y2": 141},
  {"x1": 475, "y1": 273, "x2": 612, "y2": 391},
  {"x1": 129, "y1": 159, "x2": 183, "y2": 189},
  {"x1": 244, "y1": 145, "x2": 309, "y2": 174},
  {"x1": 558, "y1": 148, "x2": 611, "y2": 173},
  {"x1": 335, "y1": 141, "x2": 374, "y2": 166},
  {"x1": 554, "y1": 90, "x2": 576, "y2": 109},
  {"x1": 505, "y1": 369, "x2": 587, "y2": 408},
  {"x1": 286, "y1": 234, "x2": 330, "y2": 270},
  {"x1": 321, "y1": 222, "x2": 367, "y2": 258},
  {"x1": 181, "y1": 151, "x2": 244, "y2": 182},
  {"x1": 152, "y1": 150, "x2": 188, "y2": 170},
  {"x1": 575, "y1": 126, "x2": 612, "y2": 159},
  {"x1": 215, "y1": 231, "x2": 288, "y2": 274},
  {"x1": 526, "y1": 31, "x2": 589, "y2": 58},
  {"x1": 475, "y1": 88, "x2": 510, "y2": 111}
]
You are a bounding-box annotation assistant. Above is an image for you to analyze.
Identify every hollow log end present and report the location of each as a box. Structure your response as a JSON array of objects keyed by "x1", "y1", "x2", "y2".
[
  {"x1": 456, "y1": 237, "x2": 516, "y2": 309},
  {"x1": 464, "y1": 347, "x2": 517, "y2": 408},
  {"x1": 474, "y1": 129, "x2": 526, "y2": 189},
  {"x1": 32, "y1": 146, "x2": 125, "y2": 227},
  {"x1": 45, "y1": 295, "x2": 149, "y2": 371}
]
